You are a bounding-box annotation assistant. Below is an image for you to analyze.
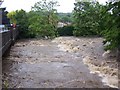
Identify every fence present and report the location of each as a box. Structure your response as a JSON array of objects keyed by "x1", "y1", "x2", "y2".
[{"x1": 0, "y1": 28, "x2": 19, "y2": 57}]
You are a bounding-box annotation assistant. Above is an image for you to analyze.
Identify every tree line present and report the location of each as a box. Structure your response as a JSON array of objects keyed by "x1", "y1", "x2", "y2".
[
  {"x1": 7, "y1": 0, "x2": 120, "y2": 51},
  {"x1": 73, "y1": 0, "x2": 120, "y2": 51}
]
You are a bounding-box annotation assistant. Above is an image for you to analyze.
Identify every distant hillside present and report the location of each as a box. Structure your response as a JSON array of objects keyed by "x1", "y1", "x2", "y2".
[{"x1": 57, "y1": 13, "x2": 73, "y2": 23}]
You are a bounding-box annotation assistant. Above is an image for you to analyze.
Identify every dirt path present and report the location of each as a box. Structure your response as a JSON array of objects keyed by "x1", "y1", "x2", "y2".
[{"x1": 2, "y1": 37, "x2": 118, "y2": 88}]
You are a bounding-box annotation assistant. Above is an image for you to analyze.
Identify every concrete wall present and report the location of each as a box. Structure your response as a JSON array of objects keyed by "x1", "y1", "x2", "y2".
[
  {"x1": 0, "y1": 10, "x2": 2, "y2": 24},
  {"x1": 0, "y1": 7, "x2": 2, "y2": 90},
  {"x1": 0, "y1": 28, "x2": 19, "y2": 57},
  {"x1": 1, "y1": 31, "x2": 12, "y2": 56}
]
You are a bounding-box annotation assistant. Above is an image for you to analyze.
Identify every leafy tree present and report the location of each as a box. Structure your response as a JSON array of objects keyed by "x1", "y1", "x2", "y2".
[
  {"x1": 7, "y1": 11, "x2": 17, "y2": 24},
  {"x1": 15, "y1": 9, "x2": 29, "y2": 38},
  {"x1": 102, "y1": 1, "x2": 120, "y2": 51},
  {"x1": 7, "y1": 9, "x2": 29, "y2": 38},
  {"x1": 7, "y1": 0, "x2": 59, "y2": 38},
  {"x1": 57, "y1": 13, "x2": 73, "y2": 23},
  {"x1": 57, "y1": 26, "x2": 74, "y2": 36},
  {"x1": 73, "y1": 0, "x2": 104, "y2": 36},
  {"x1": 30, "y1": 0, "x2": 59, "y2": 38},
  {"x1": 27, "y1": 11, "x2": 41, "y2": 38}
]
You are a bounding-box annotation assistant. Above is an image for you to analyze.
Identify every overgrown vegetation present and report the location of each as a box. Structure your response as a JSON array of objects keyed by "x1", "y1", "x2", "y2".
[
  {"x1": 8, "y1": 0, "x2": 59, "y2": 38},
  {"x1": 57, "y1": 26, "x2": 74, "y2": 36},
  {"x1": 73, "y1": 0, "x2": 120, "y2": 51},
  {"x1": 101, "y1": 1, "x2": 120, "y2": 50},
  {"x1": 73, "y1": 1, "x2": 104, "y2": 36},
  {"x1": 57, "y1": 13, "x2": 73, "y2": 23},
  {"x1": 7, "y1": 0, "x2": 120, "y2": 51},
  {"x1": 7, "y1": 10, "x2": 29, "y2": 38}
]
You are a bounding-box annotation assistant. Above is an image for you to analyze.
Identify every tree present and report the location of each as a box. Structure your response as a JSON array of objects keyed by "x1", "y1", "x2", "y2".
[
  {"x1": 15, "y1": 9, "x2": 29, "y2": 38},
  {"x1": 57, "y1": 26, "x2": 74, "y2": 36},
  {"x1": 7, "y1": 0, "x2": 59, "y2": 38},
  {"x1": 7, "y1": 10, "x2": 29, "y2": 38},
  {"x1": 30, "y1": 0, "x2": 59, "y2": 38},
  {"x1": 73, "y1": 0, "x2": 104, "y2": 36},
  {"x1": 7, "y1": 11, "x2": 17, "y2": 24},
  {"x1": 57, "y1": 13, "x2": 73, "y2": 23},
  {"x1": 102, "y1": 1, "x2": 120, "y2": 51}
]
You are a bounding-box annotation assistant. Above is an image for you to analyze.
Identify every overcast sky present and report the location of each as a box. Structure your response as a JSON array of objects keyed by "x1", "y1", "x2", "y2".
[{"x1": 1, "y1": 0, "x2": 108, "y2": 13}]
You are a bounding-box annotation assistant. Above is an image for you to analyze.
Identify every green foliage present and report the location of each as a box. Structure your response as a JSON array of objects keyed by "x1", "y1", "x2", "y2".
[
  {"x1": 57, "y1": 26, "x2": 74, "y2": 36},
  {"x1": 15, "y1": 10, "x2": 29, "y2": 38},
  {"x1": 73, "y1": 0, "x2": 120, "y2": 50},
  {"x1": 73, "y1": 1, "x2": 104, "y2": 36},
  {"x1": 7, "y1": 0, "x2": 59, "y2": 38},
  {"x1": 30, "y1": 0, "x2": 59, "y2": 38},
  {"x1": 7, "y1": 9, "x2": 29, "y2": 38},
  {"x1": 57, "y1": 13, "x2": 73, "y2": 23},
  {"x1": 3, "y1": 80, "x2": 9, "y2": 88},
  {"x1": 102, "y1": 1, "x2": 120, "y2": 50},
  {"x1": 7, "y1": 0, "x2": 119, "y2": 51},
  {"x1": 7, "y1": 11, "x2": 17, "y2": 24}
]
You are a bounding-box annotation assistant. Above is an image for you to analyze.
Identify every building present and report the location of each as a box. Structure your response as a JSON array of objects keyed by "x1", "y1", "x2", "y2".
[
  {"x1": 0, "y1": 7, "x2": 10, "y2": 32},
  {"x1": 0, "y1": 7, "x2": 10, "y2": 25},
  {"x1": 57, "y1": 22, "x2": 72, "y2": 28}
]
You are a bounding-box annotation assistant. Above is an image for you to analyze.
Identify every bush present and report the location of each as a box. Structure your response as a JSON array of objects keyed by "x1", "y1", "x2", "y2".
[{"x1": 57, "y1": 26, "x2": 74, "y2": 36}]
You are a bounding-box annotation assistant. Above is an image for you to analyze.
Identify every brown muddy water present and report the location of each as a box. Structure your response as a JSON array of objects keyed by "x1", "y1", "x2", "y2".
[{"x1": 2, "y1": 37, "x2": 118, "y2": 88}]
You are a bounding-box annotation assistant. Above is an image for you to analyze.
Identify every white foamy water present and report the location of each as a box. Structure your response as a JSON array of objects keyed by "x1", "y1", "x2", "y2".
[
  {"x1": 83, "y1": 56, "x2": 118, "y2": 88},
  {"x1": 58, "y1": 44, "x2": 67, "y2": 52}
]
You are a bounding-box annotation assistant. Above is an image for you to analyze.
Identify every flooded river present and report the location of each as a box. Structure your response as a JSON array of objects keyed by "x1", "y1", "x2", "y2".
[{"x1": 2, "y1": 37, "x2": 118, "y2": 88}]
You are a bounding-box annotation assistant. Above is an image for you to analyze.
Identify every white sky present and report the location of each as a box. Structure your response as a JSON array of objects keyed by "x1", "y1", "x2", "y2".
[{"x1": 1, "y1": 0, "x2": 108, "y2": 13}]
